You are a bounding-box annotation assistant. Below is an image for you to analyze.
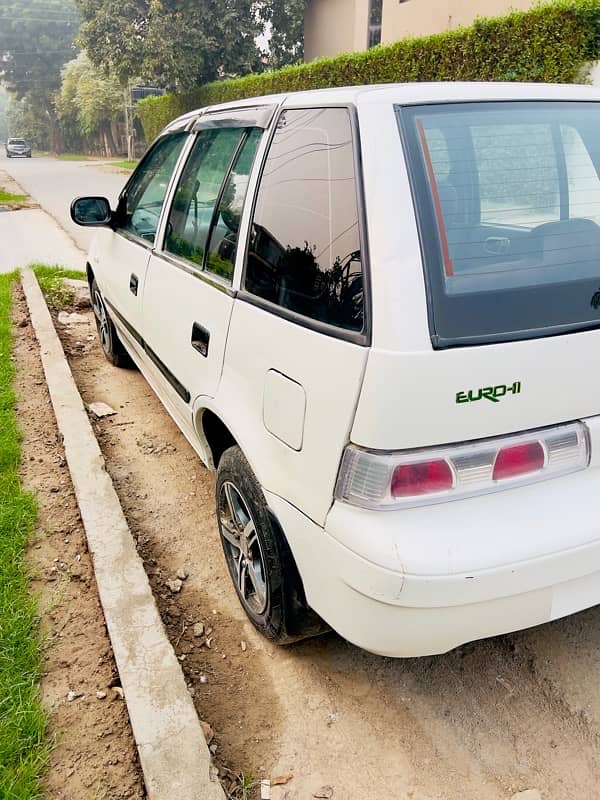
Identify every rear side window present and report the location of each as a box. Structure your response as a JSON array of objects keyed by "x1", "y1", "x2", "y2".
[
  {"x1": 399, "y1": 102, "x2": 600, "y2": 346},
  {"x1": 245, "y1": 107, "x2": 364, "y2": 333}
]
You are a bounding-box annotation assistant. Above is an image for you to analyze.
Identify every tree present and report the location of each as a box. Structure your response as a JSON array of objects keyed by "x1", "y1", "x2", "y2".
[
  {"x1": 263, "y1": 0, "x2": 305, "y2": 67},
  {"x1": 57, "y1": 52, "x2": 124, "y2": 154},
  {"x1": 0, "y1": 0, "x2": 79, "y2": 149},
  {"x1": 5, "y1": 93, "x2": 53, "y2": 148},
  {"x1": 77, "y1": 0, "x2": 264, "y2": 91}
]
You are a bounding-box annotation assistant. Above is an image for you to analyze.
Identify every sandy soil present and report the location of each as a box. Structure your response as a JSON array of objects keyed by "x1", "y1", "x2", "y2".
[
  {"x1": 13, "y1": 284, "x2": 145, "y2": 800},
  {"x1": 52, "y1": 300, "x2": 600, "y2": 800}
]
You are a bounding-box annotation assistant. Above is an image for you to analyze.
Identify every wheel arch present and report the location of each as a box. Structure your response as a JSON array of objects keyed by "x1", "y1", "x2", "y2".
[{"x1": 194, "y1": 405, "x2": 311, "y2": 609}]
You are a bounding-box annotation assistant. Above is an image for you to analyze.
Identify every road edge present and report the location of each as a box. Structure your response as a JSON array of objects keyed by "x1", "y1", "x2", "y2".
[{"x1": 21, "y1": 268, "x2": 225, "y2": 800}]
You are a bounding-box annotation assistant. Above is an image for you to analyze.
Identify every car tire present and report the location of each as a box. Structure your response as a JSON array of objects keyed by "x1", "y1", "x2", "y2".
[
  {"x1": 90, "y1": 279, "x2": 133, "y2": 368},
  {"x1": 216, "y1": 445, "x2": 327, "y2": 644}
]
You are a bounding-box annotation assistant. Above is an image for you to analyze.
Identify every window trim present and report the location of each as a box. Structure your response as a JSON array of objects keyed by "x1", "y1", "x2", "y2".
[
  {"x1": 192, "y1": 105, "x2": 277, "y2": 132},
  {"x1": 239, "y1": 103, "x2": 372, "y2": 347}
]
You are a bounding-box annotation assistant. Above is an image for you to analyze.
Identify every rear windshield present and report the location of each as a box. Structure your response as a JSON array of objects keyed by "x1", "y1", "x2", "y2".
[{"x1": 398, "y1": 101, "x2": 600, "y2": 346}]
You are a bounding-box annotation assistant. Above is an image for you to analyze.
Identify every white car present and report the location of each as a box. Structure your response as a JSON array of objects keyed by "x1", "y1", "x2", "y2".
[{"x1": 71, "y1": 82, "x2": 600, "y2": 657}]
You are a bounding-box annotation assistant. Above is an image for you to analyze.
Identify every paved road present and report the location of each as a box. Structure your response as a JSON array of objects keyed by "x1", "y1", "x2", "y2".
[
  {"x1": 0, "y1": 208, "x2": 84, "y2": 274},
  {"x1": 1, "y1": 154, "x2": 128, "y2": 252}
]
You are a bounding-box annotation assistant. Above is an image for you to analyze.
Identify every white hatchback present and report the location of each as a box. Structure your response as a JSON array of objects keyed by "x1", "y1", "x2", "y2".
[{"x1": 71, "y1": 82, "x2": 600, "y2": 657}]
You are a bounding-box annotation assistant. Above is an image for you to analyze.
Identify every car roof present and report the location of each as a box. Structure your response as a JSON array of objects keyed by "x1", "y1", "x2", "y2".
[{"x1": 163, "y1": 81, "x2": 600, "y2": 133}]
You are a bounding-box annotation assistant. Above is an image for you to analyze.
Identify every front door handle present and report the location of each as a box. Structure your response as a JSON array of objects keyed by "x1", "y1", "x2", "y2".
[
  {"x1": 129, "y1": 273, "x2": 139, "y2": 296},
  {"x1": 191, "y1": 322, "x2": 210, "y2": 357}
]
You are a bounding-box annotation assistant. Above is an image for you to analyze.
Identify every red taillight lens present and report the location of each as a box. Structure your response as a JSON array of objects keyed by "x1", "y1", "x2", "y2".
[
  {"x1": 493, "y1": 442, "x2": 545, "y2": 481},
  {"x1": 391, "y1": 459, "x2": 453, "y2": 497}
]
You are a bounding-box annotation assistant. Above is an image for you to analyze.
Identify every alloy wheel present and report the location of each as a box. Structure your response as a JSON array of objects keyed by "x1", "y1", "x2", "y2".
[
  {"x1": 92, "y1": 288, "x2": 111, "y2": 354},
  {"x1": 218, "y1": 481, "x2": 268, "y2": 615}
]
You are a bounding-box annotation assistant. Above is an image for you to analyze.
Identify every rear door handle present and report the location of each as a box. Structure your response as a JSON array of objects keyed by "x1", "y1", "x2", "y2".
[
  {"x1": 191, "y1": 322, "x2": 210, "y2": 357},
  {"x1": 129, "y1": 273, "x2": 139, "y2": 296}
]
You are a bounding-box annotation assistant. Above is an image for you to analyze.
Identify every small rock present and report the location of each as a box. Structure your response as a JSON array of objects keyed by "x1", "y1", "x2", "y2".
[
  {"x1": 200, "y1": 720, "x2": 214, "y2": 744},
  {"x1": 57, "y1": 311, "x2": 87, "y2": 325},
  {"x1": 111, "y1": 686, "x2": 124, "y2": 700},
  {"x1": 510, "y1": 792, "x2": 542, "y2": 800},
  {"x1": 66, "y1": 690, "x2": 82, "y2": 702},
  {"x1": 313, "y1": 787, "x2": 334, "y2": 799},
  {"x1": 88, "y1": 401, "x2": 116, "y2": 419},
  {"x1": 193, "y1": 622, "x2": 205, "y2": 638},
  {"x1": 272, "y1": 773, "x2": 294, "y2": 786},
  {"x1": 166, "y1": 578, "x2": 183, "y2": 593},
  {"x1": 96, "y1": 690, "x2": 107, "y2": 700},
  {"x1": 199, "y1": 674, "x2": 208, "y2": 684},
  {"x1": 62, "y1": 279, "x2": 91, "y2": 309},
  {"x1": 176, "y1": 567, "x2": 188, "y2": 580},
  {"x1": 241, "y1": 640, "x2": 247, "y2": 652},
  {"x1": 209, "y1": 743, "x2": 218, "y2": 754},
  {"x1": 205, "y1": 637, "x2": 212, "y2": 649}
]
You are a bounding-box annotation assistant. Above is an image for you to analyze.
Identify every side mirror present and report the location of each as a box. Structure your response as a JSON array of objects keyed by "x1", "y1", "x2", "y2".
[{"x1": 70, "y1": 196, "x2": 113, "y2": 227}]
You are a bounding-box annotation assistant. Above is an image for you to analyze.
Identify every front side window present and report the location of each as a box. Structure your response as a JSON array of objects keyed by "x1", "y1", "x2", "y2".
[
  {"x1": 120, "y1": 132, "x2": 187, "y2": 243},
  {"x1": 245, "y1": 107, "x2": 364, "y2": 333},
  {"x1": 165, "y1": 127, "x2": 262, "y2": 282},
  {"x1": 400, "y1": 101, "x2": 600, "y2": 345}
]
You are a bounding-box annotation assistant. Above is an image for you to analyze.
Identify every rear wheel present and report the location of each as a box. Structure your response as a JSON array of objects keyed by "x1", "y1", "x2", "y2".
[
  {"x1": 91, "y1": 279, "x2": 133, "y2": 368},
  {"x1": 216, "y1": 446, "x2": 327, "y2": 644}
]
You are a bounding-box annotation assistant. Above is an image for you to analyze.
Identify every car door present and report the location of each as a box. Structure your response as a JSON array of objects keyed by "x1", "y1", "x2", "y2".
[
  {"x1": 93, "y1": 131, "x2": 188, "y2": 356},
  {"x1": 217, "y1": 106, "x2": 370, "y2": 524},
  {"x1": 141, "y1": 109, "x2": 269, "y2": 428}
]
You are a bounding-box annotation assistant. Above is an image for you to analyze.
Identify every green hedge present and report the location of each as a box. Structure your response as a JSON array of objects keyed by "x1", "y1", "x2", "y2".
[{"x1": 138, "y1": 0, "x2": 600, "y2": 142}]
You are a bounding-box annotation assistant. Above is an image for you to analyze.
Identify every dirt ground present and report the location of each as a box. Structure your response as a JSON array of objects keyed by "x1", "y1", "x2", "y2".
[
  {"x1": 0, "y1": 168, "x2": 38, "y2": 209},
  {"x1": 46, "y1": 292, "x2": 600, "y2": 800},
  {"x1": 13, "y1": 285, "x2": 145, "y2": 800}
]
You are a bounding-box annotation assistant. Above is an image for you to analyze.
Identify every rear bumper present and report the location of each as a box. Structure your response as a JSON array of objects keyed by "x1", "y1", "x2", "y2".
[{"x1": 264, "y1": 463, "x2": 600, "y2": 657}]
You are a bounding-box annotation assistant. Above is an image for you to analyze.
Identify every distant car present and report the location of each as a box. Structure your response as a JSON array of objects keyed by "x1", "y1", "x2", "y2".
[{"x1": 6, "y1": 138, "x2": 32, "y2": 158}]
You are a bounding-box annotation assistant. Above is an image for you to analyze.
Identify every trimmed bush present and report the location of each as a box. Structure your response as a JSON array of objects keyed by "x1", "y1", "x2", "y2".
[{"x1": 138, "y1": 0, "x2": 600, "y2": 142}]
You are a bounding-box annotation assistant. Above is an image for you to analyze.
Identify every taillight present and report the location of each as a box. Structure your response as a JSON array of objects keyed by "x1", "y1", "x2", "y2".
[
  {"x1": 335, "y1": 422, "x2": 589, "y2": 510},
  {"x1": 492, "y1": 442, "x2": 544, "y2": 481},
  {"x1": 391, "y1": 460, "x2": 454, "y2": 497}
]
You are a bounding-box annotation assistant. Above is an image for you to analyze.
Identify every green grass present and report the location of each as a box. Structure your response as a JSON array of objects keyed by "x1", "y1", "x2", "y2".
[
  {"x1": 32, "y1": 265, "x2": 87, "y2": 310},
  {"x1": 0, "y1": 190, "x2": 28, "y2": 207},
  {"x1": 0, "y1": 271, "x2": 48, "y2": 799},
  {"x1": 109, "y1": 160, "x2": 138, "y2": 170}
]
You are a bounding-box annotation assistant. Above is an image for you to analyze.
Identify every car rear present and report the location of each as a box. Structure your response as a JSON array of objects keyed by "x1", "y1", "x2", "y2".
[{"x1": 308, "y1": 85, "x2": 600, "y2": 656}]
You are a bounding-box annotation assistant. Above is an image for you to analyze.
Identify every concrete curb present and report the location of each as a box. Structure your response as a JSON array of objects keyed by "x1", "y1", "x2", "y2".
[{"x1": 21, "y1": 268, "x2": 225, "y2": 800}]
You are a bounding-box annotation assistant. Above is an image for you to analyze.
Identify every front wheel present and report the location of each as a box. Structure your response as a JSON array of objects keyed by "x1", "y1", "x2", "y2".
[
  {"x1": 216, "y1": 446, "x2": 327, "y2": 644},
  {"x1": 91, "y1": 279, "x2": 133, "y2": 368}
]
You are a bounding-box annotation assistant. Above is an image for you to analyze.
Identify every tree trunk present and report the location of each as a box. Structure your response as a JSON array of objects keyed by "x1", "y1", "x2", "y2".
[
  {"x1": 46, "y1": 104, "x2": 63, "y2": 154},
  {"x1": 103, "y1": 123, "x2": 118, "y2": 157}
]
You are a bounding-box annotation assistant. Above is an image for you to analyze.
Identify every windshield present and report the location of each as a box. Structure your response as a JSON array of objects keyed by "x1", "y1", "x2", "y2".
[
  {"x1": 9, "y1": 139, "x2": 25, "y2": 145},
  {"x1": 398, "y1": 101, "x2": 600, "y2": 346}
]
